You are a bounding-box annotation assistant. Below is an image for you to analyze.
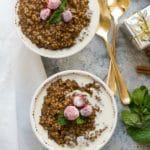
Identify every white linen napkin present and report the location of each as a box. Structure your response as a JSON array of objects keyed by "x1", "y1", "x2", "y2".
[
  {"x1": 0, "y1": 36, "x2": 18, "y2": 150},
  {"x1": 0, "y1": 0, "x2": 46, "y2": 148},
  {"x1": 0, "y1": 32, "x2": 47, "y2": 150}
]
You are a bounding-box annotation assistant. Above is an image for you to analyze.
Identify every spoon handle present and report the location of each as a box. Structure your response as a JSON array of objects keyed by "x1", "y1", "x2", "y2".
[
  {"x1": 106, "y1": 63, "x2": 116, "y2": 95},
  {"x1": 106, "y1": 24, "x2": 117, "y2": 95},
  {"x1": 105, "y1": 40, "x2": 130, "y2": 105}
]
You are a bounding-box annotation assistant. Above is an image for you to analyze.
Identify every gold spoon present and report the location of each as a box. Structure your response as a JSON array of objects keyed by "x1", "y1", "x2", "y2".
[
  {"x1": 96, "y1": 8, "x2": 116, "y2": 95},
  {"x1": 97, "y1": 0, "x2": 130, "y2": 105},
  {"x1": 106, "y1": 0, "x2": 130, "y2": 94}
]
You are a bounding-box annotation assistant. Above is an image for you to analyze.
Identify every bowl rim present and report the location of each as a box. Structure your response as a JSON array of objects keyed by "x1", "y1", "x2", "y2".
[
  {"x1": 30, "y1": 70, "x2": 118, "y2": 150},
  {"x1": 14, "y1": 0, "x2": 100, "y2": 59}
]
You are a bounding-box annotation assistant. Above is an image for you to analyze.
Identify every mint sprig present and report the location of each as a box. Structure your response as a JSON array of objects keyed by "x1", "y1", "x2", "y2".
[
  {"x1": 132, "y1": 86, "x2": 148, "y2": 105},
  {"x1": 127, "y1": 126, "x2": 150, "y2": 144},
  {"x1": 121, "y1": 86, "x2": 150, "y2": 144},
  {"x1": 49, "y1": 0, "x2": 67, "y2": 24},
  {"x1": 76, "y1": 116, "x2": 86, "y2": 125},
  {"x1": 57, "y1": 112, "x2": 86, "y2": 126},
  {"x1": 57, "y1": 112, "x2": 69, "y2": 126},
  {"x1": 121, "y1": 110, "x2": 141, "y2": 127}
]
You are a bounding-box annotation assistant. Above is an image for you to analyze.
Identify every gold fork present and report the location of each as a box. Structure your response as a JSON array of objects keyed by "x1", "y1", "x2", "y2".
[{"x1": 97, "y1": 0, "x2": 130, "y2": 105}]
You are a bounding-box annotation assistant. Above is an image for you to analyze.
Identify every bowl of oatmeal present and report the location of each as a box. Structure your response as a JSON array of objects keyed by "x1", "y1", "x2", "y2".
[
  {"x1": 15, "y1": 0, "x2": 99, "y2": 58},
  {"x1": 30, "y1": 70, "x2": 117, "y2": 150}
]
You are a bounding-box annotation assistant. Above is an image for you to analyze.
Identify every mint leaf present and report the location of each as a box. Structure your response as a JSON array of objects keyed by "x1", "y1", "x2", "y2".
[
  {"x1": 129, "y1": 103, "x2": 139, "y2": 113},
  {"x1": 57, "y1": 112, "x2": 68, "y2": 126},
  {"x1": 144, "y1": 94, "x2": 150, "y2": 110},
  {"x1": 76, "y1": 116, "x2": 85, "y2": 125},
  {"x1": 140, "y1": 86, "x2": 148, "y2": 93},
  {"x1": 49, "y1": 9, "x2": 63, "y2": 24},
  {"x1": 121, "y1": 110, "x2": 141, "y2": 126},
  {"x1": 144, "y1": 115, "x2": 150, "y2": 121},
  {"x1": 132, "y1": 86, "x2": 148, "y2": 105},
  {"x1": 60, "y1": 0, "x2": 67, "y2": 8},
  {"x1": 49, "y1": 0, "x2": 67, "y2": 24},
  {"x1": 143, "y1": 108, "x2": 150, "y2": 115},
  {"x1": 127, "y1": 126, "x2": 150, "y2": 144}
]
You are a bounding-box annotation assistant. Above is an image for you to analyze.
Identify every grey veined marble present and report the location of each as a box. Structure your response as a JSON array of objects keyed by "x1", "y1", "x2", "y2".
[{"x1": 42, "y1": 0, "x2": 150, "y2": 150}]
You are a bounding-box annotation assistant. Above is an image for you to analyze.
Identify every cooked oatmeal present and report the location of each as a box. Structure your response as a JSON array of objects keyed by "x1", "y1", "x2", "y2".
[
  {"x1": 17, "y1": 0, "x2": 91, "y2": 50},
  {"x1": 39, "y1": 79, "x2": 106, "y2": 146}
]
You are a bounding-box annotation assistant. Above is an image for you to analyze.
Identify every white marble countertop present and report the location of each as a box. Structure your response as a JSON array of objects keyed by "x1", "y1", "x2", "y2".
[{"x1": 0, "y1": 0, "x2": 150, "y2": 150}]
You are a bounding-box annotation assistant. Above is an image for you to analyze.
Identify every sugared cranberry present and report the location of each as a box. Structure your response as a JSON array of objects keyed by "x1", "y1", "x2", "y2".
[
  {"x1": 47, "y1": 0, "x2": 61, "y2": 10},
  {"x1": 73, "y1": 95, "x2": 86, "y2": 108},
  {"x1": 62, "y1": 10, "x2": 73, "y2": 22},
  {"x1": 80, "y1": 105, "x2": 93, "y2": 117},
  {"x1": 40, "y1": 8, "x2": 51, "y2": 20},
  {"x1": 64, "y1": 106, "x2": 79, "y2": 120}
]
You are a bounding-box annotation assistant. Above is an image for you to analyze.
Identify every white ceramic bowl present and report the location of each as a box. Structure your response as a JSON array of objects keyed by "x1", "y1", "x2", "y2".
[
  {"x1": 30, "y1": 70, "x2": 117, "y2": 150},
  {"x1": 15, "y1": 0, "x2": 99, "y2": 58}
]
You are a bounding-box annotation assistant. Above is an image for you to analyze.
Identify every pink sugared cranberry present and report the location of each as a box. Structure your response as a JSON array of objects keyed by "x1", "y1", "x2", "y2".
[
  {"x1": 47, "y1": 0, "x2": 61, "y2": 10},
  {"x1": 73, "y1": 95, "x2": 86, "y2": 108},
  {"x1": 40, "y1": 8, "x2": 51, "y2": 20},
  {"x1": 62, "y1": 10, "x2": 73, "y2": 22},
  {"x1": 64, "y1": 106, "x2": 79, "y2": 120},
  {"x1": 80, "y1": 105, "x2": 93, "y2": 117}
]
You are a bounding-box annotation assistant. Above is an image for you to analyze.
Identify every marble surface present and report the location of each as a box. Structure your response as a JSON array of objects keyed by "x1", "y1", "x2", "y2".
[{"x1": 42, "y1": 0, "x2": 150, "y2": 150}]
